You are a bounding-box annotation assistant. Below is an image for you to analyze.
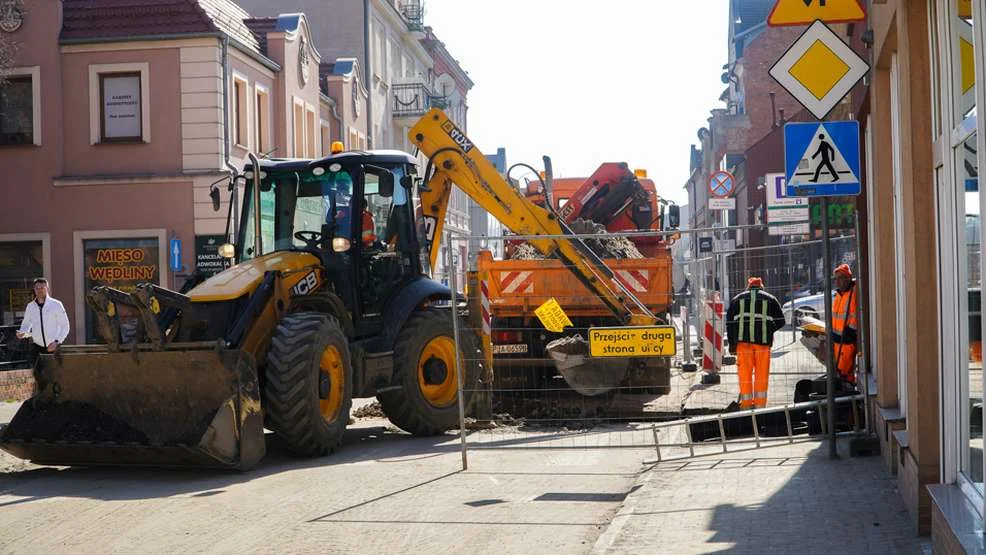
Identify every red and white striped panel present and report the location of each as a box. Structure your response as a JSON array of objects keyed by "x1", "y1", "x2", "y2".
[
  {"x1": 498, "y1": 271, "x2": 534, "y2": 294},
  {"x1": 615, "y1": 269, "x2": 649, "y2": 293},
  {"x1": 480, "y1": 279, "x2": 492, "y2": 336},
  {"x1": 702, "y1": 293, "x2": 724, "y2": 371}
]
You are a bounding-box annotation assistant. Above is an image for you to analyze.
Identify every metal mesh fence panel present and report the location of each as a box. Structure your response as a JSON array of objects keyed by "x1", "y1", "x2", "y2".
[{"x1": 447, "y1": 229, "x2": 861, "y2": 455}]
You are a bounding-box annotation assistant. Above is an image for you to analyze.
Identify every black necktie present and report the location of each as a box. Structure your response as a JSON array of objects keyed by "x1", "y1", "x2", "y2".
[{"x1": 37, "y1": 300, "x2": 46, "y2": 347}]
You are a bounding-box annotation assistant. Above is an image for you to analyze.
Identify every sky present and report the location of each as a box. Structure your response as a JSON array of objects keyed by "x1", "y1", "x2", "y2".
[{"x1": 422, "y1": 0, "x2": 732, "y2": 206}]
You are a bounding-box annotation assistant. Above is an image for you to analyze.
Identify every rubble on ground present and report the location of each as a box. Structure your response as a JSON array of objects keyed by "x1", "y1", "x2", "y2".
[{"x1": 353, "y1": 401, "x2": 385, "y2": 418}]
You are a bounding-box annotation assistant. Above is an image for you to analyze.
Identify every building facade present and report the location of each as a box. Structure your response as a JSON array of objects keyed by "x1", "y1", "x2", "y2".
[
  {"x1": 863, "y1": 0, "x2": 986, "y2": 547},
  {"x1": 234, "y1": 0, "x2": 481, "y2": 285},
  {"x1": 0, "y1": 0, "x2": 364, "y2": 342}
]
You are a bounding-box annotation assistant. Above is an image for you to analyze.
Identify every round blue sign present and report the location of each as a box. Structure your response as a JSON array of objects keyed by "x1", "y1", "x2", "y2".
[{"x1": 709, "y1": 170, "x2": 735, "y2": 198}]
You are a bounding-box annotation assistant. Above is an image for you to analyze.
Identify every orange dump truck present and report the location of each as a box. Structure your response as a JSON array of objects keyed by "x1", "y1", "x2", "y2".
[{"x1": 472, "y1": 246, "x2": 675, "y2": 396}]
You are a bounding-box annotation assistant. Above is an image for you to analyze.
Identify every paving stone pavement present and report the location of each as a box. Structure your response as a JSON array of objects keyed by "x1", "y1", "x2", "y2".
[{"x1": 592, "y1": 440, "x2": 932, "y2": 554}]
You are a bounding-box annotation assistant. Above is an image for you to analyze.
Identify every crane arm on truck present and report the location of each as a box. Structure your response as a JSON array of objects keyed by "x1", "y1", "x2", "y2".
[{"x1": 410, "y1": 108, "x2": 657, "y2": 327}]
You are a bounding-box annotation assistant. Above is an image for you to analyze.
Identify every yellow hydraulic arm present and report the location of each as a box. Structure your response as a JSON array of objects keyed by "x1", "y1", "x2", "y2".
[{"x1": 409, "y1": 108, "x2": 657, "y2": 327}]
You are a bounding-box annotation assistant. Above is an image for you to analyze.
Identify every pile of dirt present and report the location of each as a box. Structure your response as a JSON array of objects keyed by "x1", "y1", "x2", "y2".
[
  {"x1": 353, "y1": 401, "x2": 385, "y2": 419},
  {"x1": 508, "y1": 219, "x2": 643, "y2": 260},
  {"x1": 3, "y1": 401, "x2": 148, "y2": 443}
]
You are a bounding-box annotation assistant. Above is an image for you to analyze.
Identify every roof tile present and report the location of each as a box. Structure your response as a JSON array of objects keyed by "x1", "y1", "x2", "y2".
[{"x1": 61, "y1": 0, "x2": 261, "y2": 54}]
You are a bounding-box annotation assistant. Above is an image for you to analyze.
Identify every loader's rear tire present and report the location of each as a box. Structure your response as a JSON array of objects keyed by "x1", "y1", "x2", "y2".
[
  {"x1": 264, "y1": 313, "x2": 353, "y2": 456},
  {"x1": 378, "y1": 308, "x2": 479, "y2": 435}
]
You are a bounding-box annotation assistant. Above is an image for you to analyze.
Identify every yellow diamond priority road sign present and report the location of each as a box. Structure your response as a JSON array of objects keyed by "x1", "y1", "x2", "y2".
[
  {"x1": 768, "y1": 0, "x2": 866, "y2": 27},
  {"x1": 769, "y1": 20, "x2": 869, "y2": 120}
]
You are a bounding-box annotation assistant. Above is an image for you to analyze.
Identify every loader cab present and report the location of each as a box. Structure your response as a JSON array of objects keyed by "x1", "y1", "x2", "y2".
[{"x1": 236, "y1": 152, "x2": 422, "y2": 331}]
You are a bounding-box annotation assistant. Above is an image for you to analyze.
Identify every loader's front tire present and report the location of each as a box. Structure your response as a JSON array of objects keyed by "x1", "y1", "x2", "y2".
[
  {"x1": 378, "y1": 308, "x2": 479, "y2": 435},
  {"x1": 264, "y1": 313, "x2": 353, "y2": 456}
]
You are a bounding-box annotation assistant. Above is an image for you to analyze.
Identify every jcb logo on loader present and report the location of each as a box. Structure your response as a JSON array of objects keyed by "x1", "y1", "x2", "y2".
[
  {"x1": 441, "y1": 120, "x2": 473, "y2": 153},
  {"x1": 292, "y1": 271, "x2": 318, "y2": 296}
]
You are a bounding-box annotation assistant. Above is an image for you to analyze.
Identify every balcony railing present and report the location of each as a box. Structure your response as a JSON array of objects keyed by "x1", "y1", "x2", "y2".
[
  {"x1": 392, "y1": 82, "x2": 445, "y2": 119},
  {"x1": 399, "y1": 1, "x2": 423, "y2": 32}
]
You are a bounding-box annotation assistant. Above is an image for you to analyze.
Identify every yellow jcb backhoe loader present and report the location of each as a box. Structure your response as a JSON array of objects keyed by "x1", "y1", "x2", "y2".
[{"x1": 0, "y1": 109, "x2": 667, "y2": 470}]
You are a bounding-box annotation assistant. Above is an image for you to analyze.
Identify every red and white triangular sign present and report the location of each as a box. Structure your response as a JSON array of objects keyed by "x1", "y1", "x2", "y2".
[{"x1": 768, "y1": 0, "x2": 866, "y2": 27}]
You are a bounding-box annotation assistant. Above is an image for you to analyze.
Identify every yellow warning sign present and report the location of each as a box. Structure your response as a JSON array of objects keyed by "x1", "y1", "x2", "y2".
[
  {"x1": 588, "y1": 326, "x2": 677, "y2": 358},
  {"x1": 768, "y1": 0, "x2": 866, "y2": 27},
  {"x1": 534, "y1": 298, "x2": 573, "y2": 333},
  {"x1": 958, "y1": 0, "x2": 972, "y2": 19}
]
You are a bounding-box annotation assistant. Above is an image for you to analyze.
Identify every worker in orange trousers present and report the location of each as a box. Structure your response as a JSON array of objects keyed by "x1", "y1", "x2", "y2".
[{"x1": 726, "y1": 277, "x2": 786, "y2": 408}]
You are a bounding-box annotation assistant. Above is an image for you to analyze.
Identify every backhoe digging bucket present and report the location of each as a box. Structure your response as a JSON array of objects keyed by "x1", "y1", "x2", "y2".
[
  {"x1": 546, "y1": 335, "x2": 629, "y2": 396},
  {"x1": 0, "y1": 343, "x2": 265, "y2": 470}
]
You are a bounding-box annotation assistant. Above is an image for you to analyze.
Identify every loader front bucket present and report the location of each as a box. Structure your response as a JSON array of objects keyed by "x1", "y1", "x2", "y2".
[{"x1": 0, "y1": 343, "x2": 265, "y2": 470}]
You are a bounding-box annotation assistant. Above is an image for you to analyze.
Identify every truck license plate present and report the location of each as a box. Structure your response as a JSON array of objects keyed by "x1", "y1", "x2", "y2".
[{"x1": 493, "y1": 344, "x2": 528, "y2": 355}]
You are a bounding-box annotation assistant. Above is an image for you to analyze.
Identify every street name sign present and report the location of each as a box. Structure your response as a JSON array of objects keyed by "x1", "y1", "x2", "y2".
[
  {"x1": 784, "y1": 120, "x2": 861, "y2": 197},
  {"x1": 766, "y1": 172, "x2": 810, "y2": 236},
  {"x1": 769, "y1": 20, "x2": 869, "y2": 120},
  {"x1": 768, "y1": 0, "x2": 866, "y2": 27},
  {"x1": 588, "y1": 326, "x2": 677, "y2": 358}
]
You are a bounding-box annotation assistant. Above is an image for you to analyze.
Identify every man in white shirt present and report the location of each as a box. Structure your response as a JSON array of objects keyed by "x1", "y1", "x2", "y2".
[{"x1": 16, "y1": 277, "x2": 70, "y2": 354}]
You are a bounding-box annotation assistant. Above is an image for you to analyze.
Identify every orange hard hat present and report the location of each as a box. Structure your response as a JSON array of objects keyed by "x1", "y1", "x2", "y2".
[
  {"x1": 833, "y1": 264, "x2": 853, "y2": 278},
  {"x1": 747, "y1": 277, "x2": 764, "y2": 288}
]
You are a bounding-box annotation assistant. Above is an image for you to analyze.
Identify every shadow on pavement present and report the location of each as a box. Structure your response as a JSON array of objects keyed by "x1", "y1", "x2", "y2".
[{"x1": 649, "y1": 442, "x2": 923, "y2": 554}]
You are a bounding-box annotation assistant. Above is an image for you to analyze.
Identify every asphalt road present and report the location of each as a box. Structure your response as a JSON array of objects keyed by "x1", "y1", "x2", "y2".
[{"x1": 0, "y1": 400, "x2": 649, "y2": 554}]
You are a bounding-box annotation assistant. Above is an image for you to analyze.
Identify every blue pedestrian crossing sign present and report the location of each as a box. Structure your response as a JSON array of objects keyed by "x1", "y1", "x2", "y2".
[
  {"x1": 784, "y1": 120, "x2": 861, "y2": 197},
  {"x1": 169, "y1": 238, "x2": 182, "y2": 271}
]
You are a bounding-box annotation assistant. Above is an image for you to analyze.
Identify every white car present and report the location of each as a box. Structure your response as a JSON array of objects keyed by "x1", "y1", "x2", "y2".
[{"x1": 782, "y1": 292, "x2": 828, "y2": 327}]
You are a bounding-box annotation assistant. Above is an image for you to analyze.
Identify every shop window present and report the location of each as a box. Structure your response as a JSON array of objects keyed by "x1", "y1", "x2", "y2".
[
  {"x1": 946, "y1": 0, "x2": 983, "y2": 494},
  {"x1": 89, "y1": 62, "x2": 150, "y2": 144},
  {"x1": 82, "y1": 237, "x2": 160, "y2": 344},
  {"x1": 0, "y1": 241, "x2": 44, "y2": 325},
  {"x1": 958, "y1": 131, "x2": 982, "y2": 487},
  {"x1": 0, "y1": 68, "x2": 39, "y2": 147}
]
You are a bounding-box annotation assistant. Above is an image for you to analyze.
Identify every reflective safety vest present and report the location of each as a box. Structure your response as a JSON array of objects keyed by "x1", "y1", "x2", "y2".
[
  {"x1": 832, "y1": 283, "x2": 858, "y2": 343},
  {"x1": 726, "y1": 287, "x2": 786, "y2": 347},
  {"x1": 361, "y1": 210, "x2": 376, "y2": 245}
]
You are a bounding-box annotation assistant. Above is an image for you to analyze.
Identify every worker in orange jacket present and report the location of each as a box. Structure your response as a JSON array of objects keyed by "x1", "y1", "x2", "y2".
[
  {"x1": 832, "y1": 263, "x2": 858, "y2": 384},
  {"x1": 726, "y1": 277, "x2": 786, "y2": 408}
]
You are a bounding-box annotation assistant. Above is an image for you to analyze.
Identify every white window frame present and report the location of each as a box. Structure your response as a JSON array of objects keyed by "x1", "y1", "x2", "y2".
[
  {"x1": 890, "y1": 53, "x2": 909, "y2": 420},
  {"x1": 231, "y1": 71, "x2": 250, "y2": 150},
  {"x1": 72, "y1": 229, "x2": 167, "y2": 344},
  {"x1": 1, "y1": 66, "x2": 41, "y2": 146},
  {"x1": 255, "y1": 83, "x2": 271, "y2": 154},
  {"x1": 934, "y1": 0, "x2": 986, "y2": 510},
  {"x1": 88, "y1": 62, "x2": 151, "y2": 144}
]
